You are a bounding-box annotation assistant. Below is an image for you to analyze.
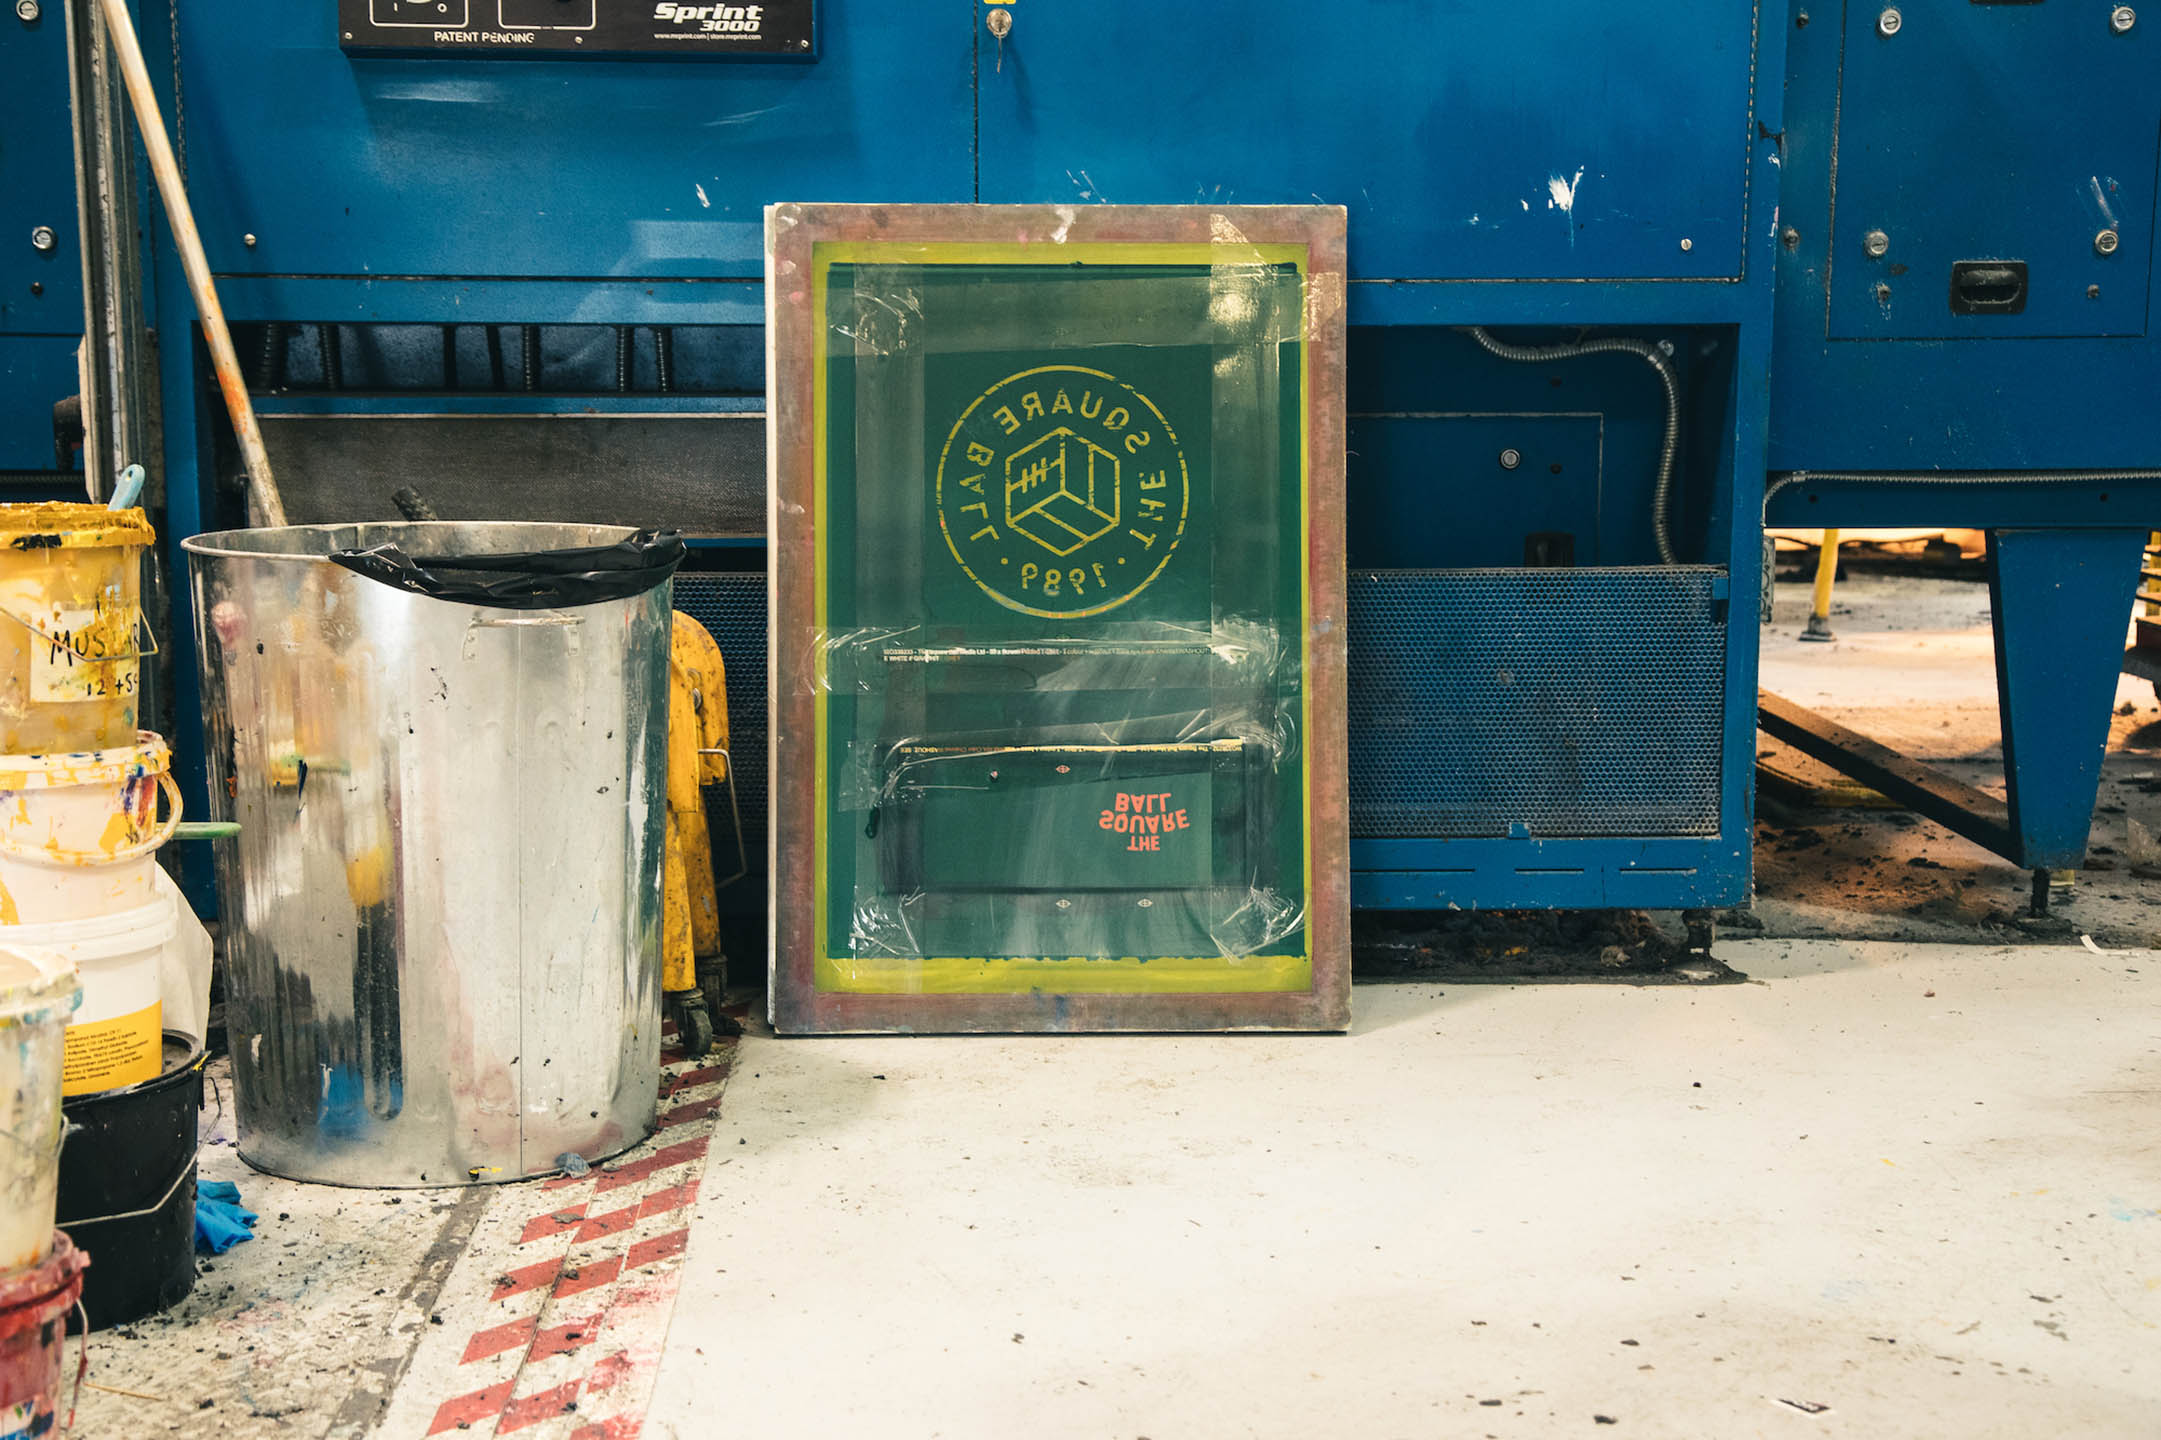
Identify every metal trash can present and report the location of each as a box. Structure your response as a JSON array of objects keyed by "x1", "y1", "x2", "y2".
[{"x1": 183, "y1": 523, "x2": 680, "y2": 1186}]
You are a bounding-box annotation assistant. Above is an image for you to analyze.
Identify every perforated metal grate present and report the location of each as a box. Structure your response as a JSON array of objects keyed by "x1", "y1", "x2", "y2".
[
  {"x1": 1347, "y1": 568, "x2": 1728, "y2": 840},
  {"x1": 673, "y1": 571, "x2": 770, "y2": 862}
]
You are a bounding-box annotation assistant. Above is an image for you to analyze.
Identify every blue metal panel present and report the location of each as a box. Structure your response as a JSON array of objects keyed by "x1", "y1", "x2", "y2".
[
  {"x1": 1766, "y1": 476, "x2": 2161, "y2": 530},
  {"x1": 975, "y1": 0, "x2": 1762, "y2": 282},
  {"x1": 0, "y1": 336, "x2": 78, "y2": 474},
  {"x1": 1, "y1": 1, "x2": 85, "y2": 477},
  {"x1": 0, "y1": 5, "x2": 83, "y2": 325},
  {"x1": 1348, "y1": 416, "x2": 1606, "y2": 567},
  {"x1": 171, "y1": 0, "x2": 974, "y2": 280},
  {"x1": 1770, "y1": 0, "x2": 2161, "y2": 470},
  {"x1": 1824, "y1": 2, "x2": 2153, "y2": 342}
]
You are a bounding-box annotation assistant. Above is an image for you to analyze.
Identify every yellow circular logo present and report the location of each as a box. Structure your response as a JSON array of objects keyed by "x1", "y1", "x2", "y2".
[{"x1": 936, "y1": 365, "x2": 1190, "y2": 619}]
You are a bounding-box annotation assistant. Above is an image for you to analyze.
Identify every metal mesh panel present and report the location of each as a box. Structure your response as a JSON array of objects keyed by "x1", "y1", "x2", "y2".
[
  {"x1": 1347, "y1": 568, "x2": 1727, "y2": 840},
  {"x1": 673, "y1": 571, "x2": 770, "y2": 861}
]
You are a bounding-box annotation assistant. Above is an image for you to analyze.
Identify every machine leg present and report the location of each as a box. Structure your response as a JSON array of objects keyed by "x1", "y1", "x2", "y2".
[
  {"x1": 1682, "y1": 908, "x2": 1715, "y2": 960},
  {"x1": 1800, "y1": 528, "x2": 1839, "y2": 642},
  {"x1": 2029, "y1": 869, "x2": 2051, "y2": 918},
  {"x1": 1990, "y1": 529, "x2": 2149, "y2": 871}
]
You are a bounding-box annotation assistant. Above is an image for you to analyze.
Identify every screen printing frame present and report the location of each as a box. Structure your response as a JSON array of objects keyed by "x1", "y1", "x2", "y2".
[{"x1": 766, "y1": 202, "x2": 1349, "y2": 1033}]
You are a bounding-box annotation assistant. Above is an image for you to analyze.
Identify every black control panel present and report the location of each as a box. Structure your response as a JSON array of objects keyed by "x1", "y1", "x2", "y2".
[{"x1": 338, "y1": 0, "x2": 814, "y2": 57}]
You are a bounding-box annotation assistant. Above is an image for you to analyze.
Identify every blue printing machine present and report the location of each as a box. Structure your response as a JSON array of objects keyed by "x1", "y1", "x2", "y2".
[{"x1": 3, "y1": 0, "x2": 2154, "y2": 921}]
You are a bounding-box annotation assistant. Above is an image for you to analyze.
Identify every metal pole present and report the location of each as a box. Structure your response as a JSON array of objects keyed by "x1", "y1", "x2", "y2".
[
  {"x1": 91, "y1": 0, "x2": 286, "y2": 527},
  {"x1": 1800, "y1": 527, "x2": 1839, "y2": 642}
]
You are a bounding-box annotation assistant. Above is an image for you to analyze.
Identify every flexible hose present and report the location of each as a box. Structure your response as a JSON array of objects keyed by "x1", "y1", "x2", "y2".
[
  {"x1": 1465, "y1": 327, "x2": 1683, "y2": 564},
  {"x1": 1765, "y1": 467, "x2": 2161, "y2": 515},
  {"x1": 318, "y1": 323, "x2": 342, "y2": 392}
]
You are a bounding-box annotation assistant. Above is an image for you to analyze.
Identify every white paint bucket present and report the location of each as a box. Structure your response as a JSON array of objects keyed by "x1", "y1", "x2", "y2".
[
  {"x1": 6, "y1": 896, "x2": 175, "y2": 1099},
  {"x1": 0, "y1": 732, "x2": 180, "y2": 925},
  {"x1": 0, "y1": 945, "x2": 80, "y2": 1271}
]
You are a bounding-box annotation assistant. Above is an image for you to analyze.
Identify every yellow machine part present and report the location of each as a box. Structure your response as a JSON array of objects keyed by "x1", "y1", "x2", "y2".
[{"x1": 663, "y1": 611, "x2": 730, "y2": 994}]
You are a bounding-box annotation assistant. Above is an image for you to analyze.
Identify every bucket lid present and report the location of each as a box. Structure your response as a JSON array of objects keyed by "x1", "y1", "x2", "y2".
[
  {"x1": 0, "y1": 943, "x2": 81, "y2": 1025},
  {"x1": 0, "y1": 501, "x2": 153, "y2": 551},
  {"x1": 0, "y1": 731, "x2": 172, "y2": 790}
]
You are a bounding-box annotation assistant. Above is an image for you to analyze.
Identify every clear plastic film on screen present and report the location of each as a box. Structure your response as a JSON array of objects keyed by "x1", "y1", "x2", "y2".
[{"x1": 766, "y1": 203, "x2": 1349, "y2": 1033}]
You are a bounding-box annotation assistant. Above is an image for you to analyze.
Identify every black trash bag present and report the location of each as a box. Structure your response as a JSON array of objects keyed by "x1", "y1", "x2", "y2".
[{"x1": 328, "y1": 528, "x2": 686, "y2": 610}]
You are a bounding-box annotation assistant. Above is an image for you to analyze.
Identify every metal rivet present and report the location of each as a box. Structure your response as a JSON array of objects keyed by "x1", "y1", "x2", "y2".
[
  {"x1": 243, "y1": 232, "x2": 258, "y2": 248},
  {"x1": 985, "y1": 6, "x2": 1011, "y2": 37},
  {"x1": 2089, "y1": 284, "x2": 2103, "y2": 299},
  {"x1": 1679, "y1": 237, "x2": 1693, "y2": 252},
  {"x1": 15, "y1": 0, "x2": 40, "y2": 22},
  {"x1": 1878, "y1": 6, "x2": 1902, "y2": 35},
  {"x1": 2095, "y1": 229, "x2": 2121, "y2": 256},
  {"x1": 1863, "y1": 229, "x2": 1890, "y2": 258},
  {"x1": 2110, "y1": 5, "x2": 2135, "y2": 33},
  {"x1": 1795, "y1": 8, "x2": 1809, "y2": 26},
  {"x1": 1054, "y1": 897, "x2": 1070, "y2": 909},
  {"x1": 1498, "y1": 449, "x2": 1522, "y2": 470},
  {"x1": 1781, "y1": 227, "x2": 1801, "y2": 251},
  {"x1": 29, "y1": 225, "x2": 55, "y2": 253},
  {"x1": 1136, "y1": 897, "x2": 1153, "y2": 908}
]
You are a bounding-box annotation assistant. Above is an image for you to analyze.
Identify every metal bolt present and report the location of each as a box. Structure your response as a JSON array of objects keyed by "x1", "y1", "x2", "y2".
[
  {"x1": 1875, "y1": 282, "x2": 1892, "y2": 303},
  {"x1": 1679, "y1": 237, "x2": 1693, "y2": 252},
  {"x1": 1878, "y1": 6, "x2": 1901, "y2": 35},
  {"x1": 2111, "y1": 5, "x2": 2135, "y2": 33},
  {"x1": 2095, "y1": 229, "x2": 2121, "y2": 256},
  {"x1": 242, "y1": 232, "x2": 258, "y2": 248},
  {"x1": 15, "y1": 0, "x2": 40, "y2": 22},
  {"x1": 29, "y1": 226, "x2": 55, "y2": 253},
  {"x1": 1498, "y1": 449, "x2": 1522, "y2": 471},
  {"x1": 1863, "y1": 229, "x2": 1890, "y2": 258},
  {"x1": 985, "y1": 6, "x2": 1010, "y2": 37},
  {"x1": 1781, "y1": 227, "x2": 1801, "y2": 250},
  {"x1": 1795, "y1": 8, "x2": 1809, "y2": 26},
  {"x1": 2089, "y1": 284, "x2": 2103, "y2": 299}
]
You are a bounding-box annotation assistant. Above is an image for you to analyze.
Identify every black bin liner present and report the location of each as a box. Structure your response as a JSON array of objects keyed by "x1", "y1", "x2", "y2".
[{"x1": 328, "y1": 527, "x2": 685, "y2": 610}]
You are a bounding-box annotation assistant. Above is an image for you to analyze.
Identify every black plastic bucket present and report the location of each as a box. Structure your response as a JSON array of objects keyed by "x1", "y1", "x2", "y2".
[{"x1": 58, "y1": 1034, "x2": 206, "y2": 1331}]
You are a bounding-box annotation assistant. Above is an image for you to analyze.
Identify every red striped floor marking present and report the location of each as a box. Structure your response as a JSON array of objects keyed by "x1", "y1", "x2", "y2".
[{"x1": 381, "y1": 1030, "x2": 738, "y2": 1438}]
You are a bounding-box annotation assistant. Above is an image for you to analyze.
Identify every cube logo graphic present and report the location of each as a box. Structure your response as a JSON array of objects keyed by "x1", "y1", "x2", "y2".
[
  {"x1": 1006, "y1": 429, "x2": 1120, "y2": 556},
  {"x1": 938, "y1": 366, "x2": 1190, "y2": 619}
]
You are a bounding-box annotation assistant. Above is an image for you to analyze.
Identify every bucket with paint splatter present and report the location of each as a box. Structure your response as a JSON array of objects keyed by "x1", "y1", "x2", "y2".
[
  {"x1": 0, "y1": 503, "x2": 154, "y2": 757},
  {"x1": 0, "y1": 734, "x2": 180, "y2": 926},
  {"x1": 0, "y1": 945, "x2": 80, "y2": 1274},
  {"x1": 0, "y1": 1232, "x2": 87, "y2": 1438}
]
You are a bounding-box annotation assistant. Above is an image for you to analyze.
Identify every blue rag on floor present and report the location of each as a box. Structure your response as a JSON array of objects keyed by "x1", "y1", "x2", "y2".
[{"x1": 195, "y1": 1179, "x2": 259, "y2": 1255}]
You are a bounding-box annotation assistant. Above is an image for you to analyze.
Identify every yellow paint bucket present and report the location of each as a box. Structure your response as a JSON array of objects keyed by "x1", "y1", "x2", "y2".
[
  {"x1": 0, "y1": 732, "x2": 180, "y2": 925},
  {"x1": 0, "y1": 503, "x2": 155, "y2": 755}
]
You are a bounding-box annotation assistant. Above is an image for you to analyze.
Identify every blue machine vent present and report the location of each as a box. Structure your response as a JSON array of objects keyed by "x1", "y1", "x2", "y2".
[
  {"x1": 672, "y1": 572, "x2": 770, "y2": 862},
  {"x1": 1347, "y1": 568, "x2": 1727, "y2": 840}
]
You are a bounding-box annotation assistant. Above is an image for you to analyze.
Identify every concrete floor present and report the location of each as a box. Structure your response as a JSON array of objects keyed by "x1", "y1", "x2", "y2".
[
  {"x1": 65, "y1": 573, "x2": 2161, "y2": 1437},
  {"x1": 644, "y1": 945, "x2": 2160, "y2": 1440}
]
